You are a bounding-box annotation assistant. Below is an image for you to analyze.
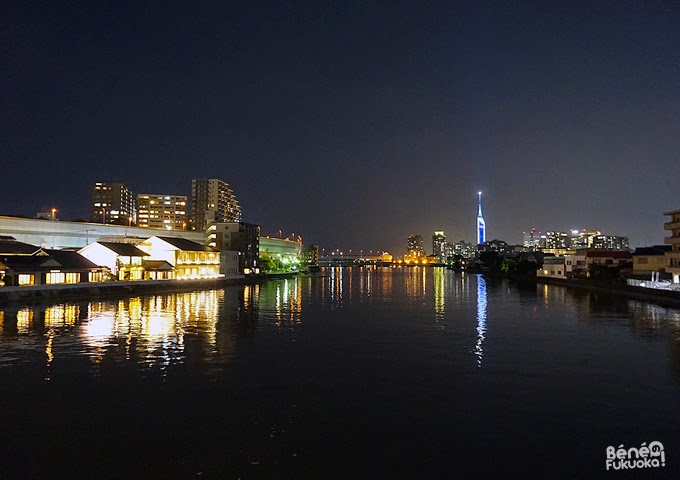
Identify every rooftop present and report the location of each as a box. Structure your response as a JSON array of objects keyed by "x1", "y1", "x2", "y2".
[
  {"x1": 154, "y1": 236, "x2": 219, "y2": 252},
  {"x1": 632, "y1": 245, "x2": 672, "y2": 256},
  {"x1": 584, "y1": 250, "x2": 632, "y2": 259},
  {"x1": 96, "y1": 241, "x2": 149, "y2": 257}
]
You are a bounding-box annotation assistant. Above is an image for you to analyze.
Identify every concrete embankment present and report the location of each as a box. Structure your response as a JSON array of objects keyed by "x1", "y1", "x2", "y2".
[{"x1": 485, "y1": 273, "x2": 680, "y2": 308}]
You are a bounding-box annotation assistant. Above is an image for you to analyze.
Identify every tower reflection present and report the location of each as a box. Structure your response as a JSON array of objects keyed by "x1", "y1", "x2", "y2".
[{"x1": 475, "y1": 274, "x2": 487, "y2": 367}]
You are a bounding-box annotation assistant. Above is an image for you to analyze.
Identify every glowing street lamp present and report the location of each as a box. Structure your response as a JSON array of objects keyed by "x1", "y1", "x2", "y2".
[{"x1": 51, "y1": 208, "x2": 57, "y2": 221}]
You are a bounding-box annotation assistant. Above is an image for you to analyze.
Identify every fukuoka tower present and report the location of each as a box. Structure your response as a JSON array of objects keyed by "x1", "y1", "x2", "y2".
[{"x1": 477, "y1": 191, "x2": 486, "y2": 245}]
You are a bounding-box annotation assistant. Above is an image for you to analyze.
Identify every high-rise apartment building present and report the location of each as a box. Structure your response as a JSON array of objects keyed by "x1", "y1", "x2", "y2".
[
  {"x1": 570, "y1": 229, "x2": 602, "y2": 249},
  {"x1": 591, "y1": 235, "x2": 629, "y2": 251},
  {"x1": 407, "y1": 234, "x2": 426, "y2": 258},
  {"x1": 545, "y1": 231, "x2": 570, "y2": 249},
  {"x1": 136, "y1": 194, "x2": 188, "y2": 230},
  {"x1": 523, "y1": 228, "x2": 543, "y2": 249},
  {"x1": 445, "y1": 240, "x2": 476, "y2": 259},
  {"x1": 191, "y1": 178, "x2": 242, "y2": 231},
  {"x1": 90, "y1": 182, "x2": 135, "y2": 225},
  {"x1": 432, "y1": 231, "x2": 446, "y2": 258}
]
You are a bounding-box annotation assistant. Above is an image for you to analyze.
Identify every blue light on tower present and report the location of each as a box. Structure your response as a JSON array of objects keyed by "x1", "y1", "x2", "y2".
[{"x1": 477, "y1": 191, "x2": 486, "y2": 245}]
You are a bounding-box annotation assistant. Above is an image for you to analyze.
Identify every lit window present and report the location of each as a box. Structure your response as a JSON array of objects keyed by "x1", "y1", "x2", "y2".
[{"x1": 46, "y1": 271, "x2": 66, "y2": 284}]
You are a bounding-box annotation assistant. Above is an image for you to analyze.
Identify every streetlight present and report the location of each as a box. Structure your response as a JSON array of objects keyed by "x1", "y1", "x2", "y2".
[
  {"x1": 51, "y1": 208, "x2": 56, "y2": 221},
  {"x1": 278, "y1": 229, "x2": 282, "y2": 238},
  {"x1": 128, "y1": 216, "x2": 133, "y2": 226}
]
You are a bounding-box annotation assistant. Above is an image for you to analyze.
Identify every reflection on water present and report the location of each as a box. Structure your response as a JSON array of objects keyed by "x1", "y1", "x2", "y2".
[
  {"x1": 434, "y1": 268, "x2": 445, "y2": 329},
  {"x1": 273, "y1": 278, "x2": 303, "y2": 328},
  {"x1": 475, "y1": 274, "x2": 487, "y2": 367},
  {"x1": 1, "y1": 270, "x2": 680, "y2": 479},
  {"x1": 1, "y1": 271, "x2": 680, "y2": 383}
]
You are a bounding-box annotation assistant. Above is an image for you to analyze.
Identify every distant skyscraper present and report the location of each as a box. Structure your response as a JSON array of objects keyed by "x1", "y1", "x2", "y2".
[
  {"x1": 91, "y1": 182, "x2": 135, "y2": 225},
  {"x1": 476, "y1": 192, "x2": 486, "y2": 245},
  {"x1": 191, "y1": 178, "x2": 242, "y2": 231},
  {"x1": 591, "y1": 235, "x2": 629, "y2": 251},
  {"x1": 407, "y1": 234, "x2": 426, "y2": 258},
  {"x1": 523, "y1": 228, "x2": 542, "y2": 249},
  {"x1": 545, "y1": 231, "x2": 570, "y2": 249},
  {"x1": 570, "y1": 229, "x2": 602, "y2": 249},
  {"x1": 432, "y1": 231, "x2": 446, "y2": 258}
]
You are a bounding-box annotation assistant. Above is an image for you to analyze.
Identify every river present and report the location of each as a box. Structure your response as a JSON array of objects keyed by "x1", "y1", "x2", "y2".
[{"x1": 1, "y1": 267, "x2": 678, "y2": 478}]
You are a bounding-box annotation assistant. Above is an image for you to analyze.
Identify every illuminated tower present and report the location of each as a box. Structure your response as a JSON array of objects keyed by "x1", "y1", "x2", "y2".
[{"x1": 476, "y1": 191, "x2": 486, "y2": 245}]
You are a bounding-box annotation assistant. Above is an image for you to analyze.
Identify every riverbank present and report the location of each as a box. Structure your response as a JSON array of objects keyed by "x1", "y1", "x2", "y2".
[
  {"x1": 482, "y1": 271, "x2": 680, "y2": 308},
  {"x1": 0, "y1": 270, "x2": 306, "y2": 306},
  {"x1": 0, "y1": 277, "x2": 244, "y2": 305}
]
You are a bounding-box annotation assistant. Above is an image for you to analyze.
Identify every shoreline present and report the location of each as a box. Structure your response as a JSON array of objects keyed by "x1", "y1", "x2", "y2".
[
  {"x1": 482, "y1": 272, "x2": 680, "y2": 308},
  {"x1": 0, "y1": 272, "x2": 299, "y2": 307}
]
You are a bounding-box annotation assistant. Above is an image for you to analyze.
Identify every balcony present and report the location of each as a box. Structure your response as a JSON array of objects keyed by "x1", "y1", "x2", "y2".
[
  {"x1": 665, "y1": 236, "x2": 680, "y2": 245},
  {"x1": 664, "y1": 220, "x2": 680, "y2": 231}
]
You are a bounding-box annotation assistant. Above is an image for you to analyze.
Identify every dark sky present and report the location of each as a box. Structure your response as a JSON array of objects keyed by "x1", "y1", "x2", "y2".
[{"x1": 2, "y1": 1, "x2": 679, "y2": 255}]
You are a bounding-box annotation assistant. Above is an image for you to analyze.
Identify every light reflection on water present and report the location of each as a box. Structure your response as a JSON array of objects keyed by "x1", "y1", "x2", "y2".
[
  {"x1": 0, "y1": 270, "x2": 679, "y2": 381},
  {"x1": 1, "y1": 269, "x2": 680, "y2": 477},
  {"x1": 475, "y1": 274, "x2": 487, "y2": 367}
]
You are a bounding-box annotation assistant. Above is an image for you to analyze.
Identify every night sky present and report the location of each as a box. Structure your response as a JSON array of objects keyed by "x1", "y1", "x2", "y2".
[{"x1": 2, "y1": 1, "x2": 679, "y2": 255}]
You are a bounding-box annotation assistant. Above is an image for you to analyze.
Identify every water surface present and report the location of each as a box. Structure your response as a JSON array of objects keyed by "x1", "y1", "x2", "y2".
[{"x1": 1, "y1": 267, "x2": 679, "y2": 478}]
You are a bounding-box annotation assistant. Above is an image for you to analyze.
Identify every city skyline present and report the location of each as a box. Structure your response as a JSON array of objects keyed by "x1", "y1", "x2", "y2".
[{"x1": 3, "y1": 2, "x2": 679, "y2": 255}]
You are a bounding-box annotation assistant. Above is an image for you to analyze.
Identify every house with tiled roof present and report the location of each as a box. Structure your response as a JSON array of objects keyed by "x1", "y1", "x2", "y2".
[
  {"x1": 0, "y1": 236, "x2": 43, "y2": 256},
  {"x1": 0, "y1": 249, "x2": 103, "y2": 286},
  {"x1": 78, "y1": 241, "x2": 149, "y2": 280},
  {"x1": 138, "y1": 236, "x2": 220, "y2": 279}
]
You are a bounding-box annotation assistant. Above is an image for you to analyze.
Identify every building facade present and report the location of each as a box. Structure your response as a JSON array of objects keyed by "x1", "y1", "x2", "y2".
[
  {"x1": 569, "y1": 229, "x2": 601, "y2": 249},
  {"x1": 523, "y1": 228, "x2": 543, "y2": 250},
  {"x1": 206, "y1": 221, "x2": 259, "y2": 273},
  {"x1": 632, "y1": 245, "x2": 672, "y2": 275},
  {"x1": 432, "y1": 231, "x2": 446, "y2": 259},
  {"x1": 138, "y1": 236, "x2": 220, "y2": 279},
  {"x1": 407, "y1": 234, "x2": 426, "y2": 259},
  {"x1": 191, "y1": 178, "x2": 242, "y2": 231},
  {"x1": 665, "y1": 208, "x2": 680, "y2": 283},
  {"x1": 591, "y1": 235, "x2": 629, "y2": 251},
  {"x1": 136, "y1": 194, "x2": 188, "y2": 230},
  {"x1": 537, "y1": 256, "x2": 567, "y2": 279},
  {"x1": 90, "y1": 182, "x2": 135, "y2": 225},
  {"x1": 545, "y1": 231, "x2": 570, "y2": 249}
]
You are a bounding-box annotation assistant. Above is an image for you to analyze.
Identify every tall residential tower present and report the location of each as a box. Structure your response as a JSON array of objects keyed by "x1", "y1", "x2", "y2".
[
  {"x1": 477, "y1": 191, "x2": 486, "y2": 245},
  {"x1": 191, "y1": 178, "x2": 242, "y2": 231}
]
